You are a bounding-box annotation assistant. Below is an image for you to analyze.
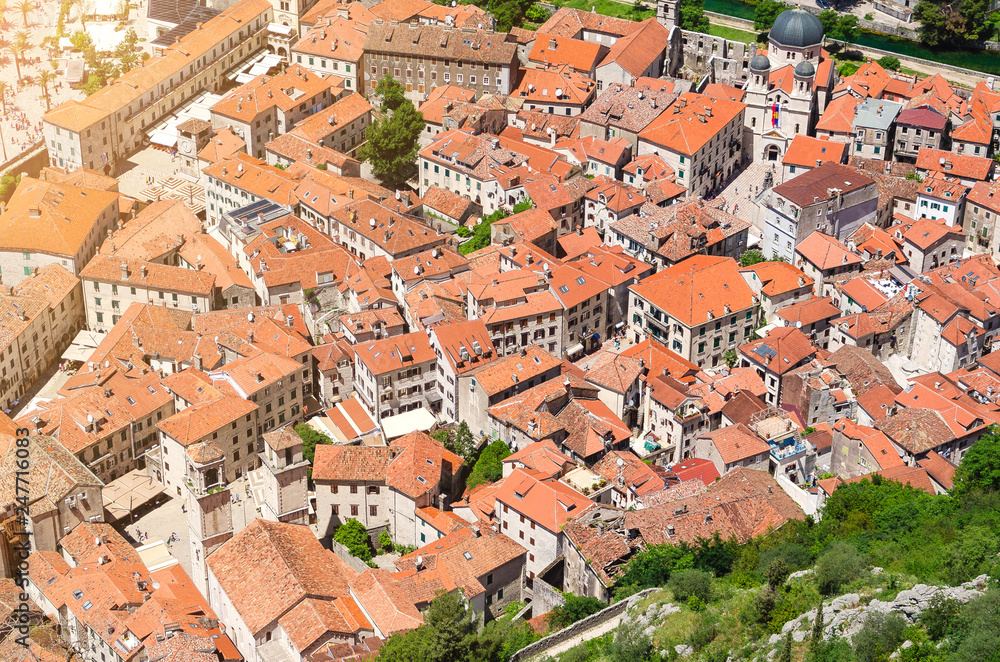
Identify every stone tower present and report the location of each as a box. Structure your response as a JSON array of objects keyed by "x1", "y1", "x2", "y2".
[
  {"x1": 259, "y1": 427, "x2": 310, "y2": 525},
  {"x1": 658, "y1": 0, "x2": 679, "y2": 30},
  {"x1": 184, "y1": 449, "x2": 234, "y2": 596}
]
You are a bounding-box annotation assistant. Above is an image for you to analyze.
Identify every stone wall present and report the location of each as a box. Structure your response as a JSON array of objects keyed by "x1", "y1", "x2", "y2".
[
  {"x1": 0, "y1": 142, "x2": 47, "y2": 181},
  {"x1": 531, "y1": 576, "x2": 566, "y2": 618},
  {"x1": 510, "y1": 588, "x2": 659, "y2": 662},
  {"x1": 329, "y1": 538, "x2": 375, "y2": 573}
]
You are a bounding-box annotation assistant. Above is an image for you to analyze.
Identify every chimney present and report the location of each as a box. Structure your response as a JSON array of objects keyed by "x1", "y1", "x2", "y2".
[
  {"x1": 120, "y1": 262, "x2": 129, "y2": 279},
  {"x1": 549, "y1": 38, "x2": 557, "y2": 50},
  {"x1": 140, "y1": 264, "x2": 147, "y2": 278},
  {"x1": 193, "y1": 354, "x2": 202, "y2": 370}
]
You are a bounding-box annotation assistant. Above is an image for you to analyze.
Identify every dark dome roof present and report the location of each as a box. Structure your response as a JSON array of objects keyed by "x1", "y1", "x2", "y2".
[
  {"x1": 749, "y1": 54, "x2": 771, "y2": 72},
  {"x1": 794, "y1": 60, "x2": 816, "y2": 77},
  {"x1": 770, "y1": 8, "x2": 824, "y2": 48}
]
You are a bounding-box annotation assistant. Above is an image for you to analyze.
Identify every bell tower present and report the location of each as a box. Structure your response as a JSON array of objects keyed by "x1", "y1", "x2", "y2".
[{"x1": 658, "y1": 0, "x2": 679, "y2": 30}]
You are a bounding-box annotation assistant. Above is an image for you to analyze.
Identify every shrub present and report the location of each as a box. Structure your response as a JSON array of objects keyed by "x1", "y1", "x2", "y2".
[
  {"x1": 922, "y1": 594, "x2": 962, "y2": 641},
  {"x1": 294, "y1": 423, "x2": 332, "y2": 464},
  {"x1": 668, "y1": 569, "x2": 712, "y2": 603},
  {"x1": 814, "y1": 542, "x2": 865, "y2": 595},
  {"x1": 852, "y1": 612, "x2": 906, "y2": 662},
  {"x1": 686, "y1": 616, "x2": 717, "y2": 649},
  {"x1": 547, "y1": 594, "x2": 606, "y2": 630},
  {"x1": 606, "y1": 619, "x2": 651, "y2": 662},
  {"x1": 877, "y1": 55, "x2": 901, "y2": 71},
  {"x1": 334, "y1": 518, "x2": 372, "y2": 562},
  {"x1": 764, "y1": 558, "x2": 790, "y2": 590},
  {"x1": 465, "y1": 440, "x2": 510, "y2": 490},
  {"x1": 378, "y1": 530, "x2": 393, "y2": 553},
  {"x1": 948, "y1": 589, "x2": 1000, "y2": 662}
]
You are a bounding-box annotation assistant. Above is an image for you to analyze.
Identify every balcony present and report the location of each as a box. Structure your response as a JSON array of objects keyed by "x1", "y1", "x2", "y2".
[{"x1": 770, "y1": 440, "x2": 807, "y2": 462}]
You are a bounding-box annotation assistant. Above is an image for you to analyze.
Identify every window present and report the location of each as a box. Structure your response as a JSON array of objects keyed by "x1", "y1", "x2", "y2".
[
  {"x1": 370, "y1": 505, "x2": 378, "y2": 516},
  {"x1": 351, "y1": 504, "x2": 359, "y2": 516},
  {"x1": 350, "y1": 485, "x2": 358, "y2": 494}
]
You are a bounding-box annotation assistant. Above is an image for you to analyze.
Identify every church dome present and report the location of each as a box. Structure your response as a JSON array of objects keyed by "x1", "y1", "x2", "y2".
[
  {"x1": 749, "y1": 53, "x2": 771, "y2": 72},
  {"x1": 769, "y1": 8, "x2": 824, "y2": 48},
  {"x1": 794, "y1": 60, "x2": 816, "y2": 78}
]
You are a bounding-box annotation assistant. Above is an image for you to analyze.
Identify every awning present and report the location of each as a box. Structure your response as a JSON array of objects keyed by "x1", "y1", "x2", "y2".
[
  {"x1": 62, "y1": 329, "x2": 105, "y2": 362},
  {"x1": 381, "y1": 408, "x2": 436, "y2": 439},
  {"x1": 267, "y1": 22, "x2": 293, "y2": 35},
  {"x1": 614, "y1": 322, "x2": 624, "y2": 329},
  {"x1": 150, "y1": 129, "x2": 177, "y2": 147},
  {"x1": 102, "y1": 470, "x2": 166, "y2": 522},
  {"x1": 566, "y1": 343, "x2": 584, "y2": 356}
]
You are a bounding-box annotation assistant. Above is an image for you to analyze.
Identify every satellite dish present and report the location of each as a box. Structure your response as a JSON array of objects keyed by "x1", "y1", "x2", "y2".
[{"x1": 616, "y1": 457, "x2": 625, "y2": 467}]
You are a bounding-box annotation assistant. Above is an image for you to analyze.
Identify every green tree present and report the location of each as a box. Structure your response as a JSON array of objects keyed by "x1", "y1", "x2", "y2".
[
  {"x1": 358, "y1": 99, "x2": 424, "y2": 189},
  {"x1": 921, "y1": 595, "x2": 962, "y2": 641},
  {"x1": 294, "y1": 423, "x2": 333, "y2": 464},
  {"x1": 494, "y1": 1, "x2": 523, "y2": 32},
  {"x1": 950, "y1": 589, "x2": 1000, "y2": 662},
  {"x1": 738, "y1": 249, "x2": 765, "y2": 267},
  {"x1": 914, "y1": 0, "x2": 974, "y2": 46},
  {"x1": 35, "y1": 69, "x2": 56, "y2": 111},
  {"x1": 852, "y1": 612, "x2": 906, "y2": 662},
  {"x1": 114, "y1": 27, "x2": 139, "y2": 74},
  {"x1": 334, "y1": 518, "x2": 372, "y2": 562},
  {"x1": 13, "y1": 0, "x2": 31, "y2": 26},
  {"x1": 375, "y1": 74, "x2": 406, "y2": 112},
  {"x1": 723, "y1": 349, "x2": 739, "y2": 369},
  {"x1": 831, "y1": 14, "x2": 859, "y2": 42},
  {"x1": 511, "y1": 196, "x2": 533, "y2": 214},
  {"x1": 818, "y1": 9, "x2": 840, "y2": 35},
  {"x1": 0, "y1": 81, "x2": 8, "y2": 117},
  {"x1": 424, "y1": 592, "x2": 477, "y2": 662},
  {"x1": 83, "y1": 73, "x2": 104, "y2": 95},
  {"x1": 70, "y1": 30, "x2": 93, "y2": 52},
  {"x1": 754, "y1": 0, "x2": 789, "y2": 32},
  {"x1": 814, "y1": 541, "x2": 865, "y2": 595},
  {"x1": 7, "y1": 29, "x2": 29, "y2": 81},
  {"x1": 547, "y1": 594, "x2": 606, "y2": 629},
  {"x1": 613, "y1": 544, "x2": 694, "y2": 597},
  {"x1": 679, "y1": 0, "x2": 710, "y2": 32},
  {"x1": 667, "y1": 569, "x2": 712, "y2": 603},
  {"x1": 525, "y1": 5, "x2": 550, "y2": 23},
  {"x1": 465, "y1": 439, "x2": 510, "y2": 490},
  {"x1": 376, "y1": 620, "x2": 434, "y2": 662},
  {"x1": 877, "y1": 55, "x2": 901, "y2": 71},
  {"x1": 0, "y1": 172, "x2": 21, "y2": 203},
  {"x1": 811, "y1": 597, "x2": 825, "y2": 656},
  {"x1": 432, "y1": 422, "x2": 477, "y2": 460},
  {"x1": 838, "y1": 61, "x2": 861, "y2": 77},
  {"x1": 953, "y1": 424, "x2": 1000, "y2": 496},
  {"x1": 777, "y1": 633, "x2": 792, "y2": 662},
  {"x1": 764, "y1": 558, "x2": 789, "y2": 590},
  {"x1": 459, "y1": 208, "x2": 507, "y2": 256}
]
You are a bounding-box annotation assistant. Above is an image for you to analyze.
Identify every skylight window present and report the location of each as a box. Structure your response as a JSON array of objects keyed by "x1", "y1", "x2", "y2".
[
  {"x1": 576, "y1": 277, "x2": 586, "y2": 285},
  {"x1": 417, "y1": 476, "x2": 426, "y2": 484},
  {"x1": 463, "y1": 552, "x2": 473, "y2": 560},
  {"x1": 126, "y1": 397, "x2": 136, "y2": 405},
  {"x1": 83, "y1": 601, "x2": 93, "y2": 611},
  {"x1": 559, "y1": 285, "x2": 570, "y2": 294}
]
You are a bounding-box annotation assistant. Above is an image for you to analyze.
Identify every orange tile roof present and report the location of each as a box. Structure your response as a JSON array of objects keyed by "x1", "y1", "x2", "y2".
[
  {"x1": 835, "y1": 418, "x2": 905, "y2": 469},
  {"x1": 816, "y1": 94, "x2": 862, "y2": 134},
  {"x1": 0, "y1": 177, "x2": 118, "y2": 257},
  {"x1": 639, "y1": 92, "x2": 745, "y2": 156},
  {"x1": 292, "y1": 16, "x2": 369, "y2": 64},
  {"x1": 80, "y1": 254, "x2": 216, "y2": 296},
  {"x1": 795, "y1": 231, "x2": 862, "y2": 271},
  {"x1": 698, "y1": 423, "x2": 770, "y2": 465},
  {"x1": 348, "y1": 569, "x2": 424, "y2": 635},
  {"x1": 354, "y1": 331, "x2": 436, "y2": 376},
  {"x1": 775, "y1": 296, "x2": 841, "y2": 327},
  {"x1": 739, "y1": 326, "x2": 816, "y2": 376},
  {"x1": 629, "y1": 255, "x2": 756, "y2": 328},
  {"x1": 197, "y1": 127, "x2": 246, "y2": 164},
  {"x1": 597, "y1": 18, "x2": 668, "y2": 77},
  {"x1": 619, "y1": 337, "x2": 700, "y2": 383},
  {"x1": 503, "y1": 440, "x2": 573, "y2": 478},
  {"x1": 527, "y1": 34, "x2": 605, "y2": 73},
  {"x1": 203, "y1": 153, "x2": 300, "y2": 208},
  {"x1": 741, "y1": 261, "x2": 812, "y2": 297},
  {"x1": 495, "y1": 467, "x2": 594, "y2": 532},
  {"x1": 207, "y1": 520, "x2": 359, "y2": 635},
  {"x1": 782, "y1": 135, "x2": 847, "y2": 169},
  {"x1": 211, "y1": 64, "x2": 337, "y2": 122}
]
